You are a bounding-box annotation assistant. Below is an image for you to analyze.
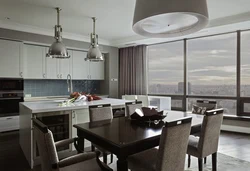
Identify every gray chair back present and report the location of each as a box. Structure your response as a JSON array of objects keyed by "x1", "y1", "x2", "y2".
[
  {"x1": 196, "y1": 100, "x2": 217, "y2": 110},
  {"x1": 198, "y1": 108, "x2": 224, "y2": 158},
  {"x1": 156, "y1": 117, "x2": 192, "y2": 171},
  {"x1": 89, "y1": 104, "x2": 113, "y2": 122},
  {"x1": 125, "y1": 101, "x2": 143, "y2": 117},
  {"x1": 33, "y1": 118, "x2": 59, "y2": 171}
]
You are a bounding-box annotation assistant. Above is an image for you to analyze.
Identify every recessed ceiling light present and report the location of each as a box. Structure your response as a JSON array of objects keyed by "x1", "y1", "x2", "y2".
[{"x1": 5, "y1": 17, "x2": 10, "y2": 20}]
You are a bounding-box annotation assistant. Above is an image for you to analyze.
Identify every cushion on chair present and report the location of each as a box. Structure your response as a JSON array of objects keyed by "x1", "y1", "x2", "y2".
[
  {"x1": 192, "y1": 105, "x2": 207, "y2": 115},
  {"x1": 187, "y1": 135, "x2": 200, "y2": 157},
  {"x1": 128, "y1": 148, "x2": 158, "y2": 171},
  {"x1": 58, "y1": 152, "x2": 96, "y2": 168},
  {"x1": 59, "y1": 158, "x2": 105, "y2": 171}
]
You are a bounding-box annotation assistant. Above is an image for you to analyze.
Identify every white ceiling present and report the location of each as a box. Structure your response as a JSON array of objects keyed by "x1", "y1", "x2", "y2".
[{"x1": 0, "y1": 0, "x2": 250, "y2": 47}]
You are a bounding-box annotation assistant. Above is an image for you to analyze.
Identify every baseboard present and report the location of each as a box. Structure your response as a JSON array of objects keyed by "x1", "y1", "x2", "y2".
[{"x1": 221, "y1": 125, "x2": 250, "y2": 134}]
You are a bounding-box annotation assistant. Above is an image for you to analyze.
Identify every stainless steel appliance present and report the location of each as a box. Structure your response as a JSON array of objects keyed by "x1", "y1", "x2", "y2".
[{"x1": 0, "y1": 78, "x2": 24, "y2": 132}]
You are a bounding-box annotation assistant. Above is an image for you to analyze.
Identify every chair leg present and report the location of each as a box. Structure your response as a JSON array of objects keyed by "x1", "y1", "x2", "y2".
[
  {"x1": 212, "y1": 152, "x2": 217, "y2": 171},
  {"x1": 188, "y1": 155, "x2": 191, "y2": 168},
  {"x1": 110, "y1": 153, "x2": 113, "y2": 163},
  {"x1": 103, "y1": 152, "x2": 108, "y2": 164},
  {"x1": 91, "y1": 144, "x2": 95, "y2": 152},
  {"x1": 198, "y1": 158, "x2": 203, "y2": 171},
  {"x1": 204, "y1": 157, "x2": 207, "y2": 164}
]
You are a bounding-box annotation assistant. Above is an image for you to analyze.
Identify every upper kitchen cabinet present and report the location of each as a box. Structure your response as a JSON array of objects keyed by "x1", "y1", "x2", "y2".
[
  {"x1": 72, "y1": 50, "x2": 105, "y2": 80},
  {"x1": 59, "y1": 50, "x2": 73, "y2": 79},
  {"x1": 23, "y1": 44, "x2": 46, "y2": 79},
  {"x1": 72, "y1": 50, "x2": 89, "y2": 80},
  {"x1": 0, "y1": 39, "x2": 23, "y2": 78},
  {"x1": 89, "y1": 60, "x2": 105, "y2": 80},
  {"x1": 45, "y1": 47, "x2": 59, "y2": 79}
]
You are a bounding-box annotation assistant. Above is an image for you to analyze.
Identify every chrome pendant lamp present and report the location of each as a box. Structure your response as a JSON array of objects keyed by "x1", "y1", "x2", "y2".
[
  {"x1": 133, "y1": 0, "x2": 209, "y2": 38},
  {"x1": 85, "y1": 17, "x2": 103, "y2": 62},
  {"x1": 46, "y1": 8, "x2": 70, "y2": 59}
]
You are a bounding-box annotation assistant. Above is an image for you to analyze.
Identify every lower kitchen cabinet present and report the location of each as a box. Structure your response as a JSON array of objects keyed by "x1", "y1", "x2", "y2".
[{"x1": 72, "y1": 109, "x2": 91, "y2": 149}]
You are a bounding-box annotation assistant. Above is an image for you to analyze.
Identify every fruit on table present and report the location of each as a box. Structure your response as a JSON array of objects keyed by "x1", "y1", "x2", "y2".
[
  {"x1": 70, "y1": 92, "x2": 80, "y2": 98},
  {"x1": 87, "y1": 95, "x2": 93, "y2": 101}
]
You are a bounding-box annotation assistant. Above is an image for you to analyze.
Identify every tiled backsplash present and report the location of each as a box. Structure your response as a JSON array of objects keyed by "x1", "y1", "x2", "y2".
[{"x1": 24, "y1": 80, "x2": 101, "y2": 97}]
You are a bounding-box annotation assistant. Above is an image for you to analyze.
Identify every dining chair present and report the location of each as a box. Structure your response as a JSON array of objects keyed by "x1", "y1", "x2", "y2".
[
  {"x1": 137, "y1": 95, "x2": 149, "y2": 107},
  {"x1": 128, "y1": 117, "x2": 192, "y2": 171},
  {"x1": 187, "y1": 108, "x2": 224, "y2": 171},
  {"x1": 122, "y1": 95, "x2": 137, "y2": 101},
  {"x1": 88, "y1": 104, "x2": 114, "y2": 164},
  {"x1": 33, "y1": 118, "x2": 111, "y2": 171},
  {"x1": 190, "y1": 100, "x2": 217, "y2": 165},
  {"x1": 125, "y1": 101, "x2": 143, "y2": 117}
]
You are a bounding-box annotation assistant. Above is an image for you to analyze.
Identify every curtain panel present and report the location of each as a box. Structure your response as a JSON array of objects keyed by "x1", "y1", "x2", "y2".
[{"x1": 119, "y1": 45, "x2": 147, "y2": 97}]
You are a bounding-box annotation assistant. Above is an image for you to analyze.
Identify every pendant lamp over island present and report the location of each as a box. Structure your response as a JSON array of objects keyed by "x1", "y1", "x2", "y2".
[
  {"x1": 85, "y1": 17, "x2": 104, "y2": 62},
  {"x1": 46, "y1": 7, "x2": 70, "y2": 59},
  {"x1": 133, "y1": 0, "x2": 209, "y2": 38}
]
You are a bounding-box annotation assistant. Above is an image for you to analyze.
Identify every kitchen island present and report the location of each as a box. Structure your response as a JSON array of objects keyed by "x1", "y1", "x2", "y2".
[{"x1": 19, "y1": 98, "x2": 131, "y2": 168}]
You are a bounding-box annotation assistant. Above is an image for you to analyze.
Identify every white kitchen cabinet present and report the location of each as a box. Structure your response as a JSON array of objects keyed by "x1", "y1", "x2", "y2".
[
  {"x1": 89, "y1": 61, "x2": 105, "y2": 80},
  {"x1": 0, "y1": 39, "x2": 23, "y2": 78},
  {"x1": 59, "y1": 50, "x2": 73, "y2": 79},
  {"x1": 45, "y1": 47, "x2": 59, "y2": 79},
  {"x1": 23, "y1": 44, "x2": 46, "y2": 79},
  {"x1": 71, "y1": 109, "x2": 91, "y2": 149},
  {"x1": 72, "y1": 50, "x2": 89, "y2": 80},
  {"x1": 72, "y1": 50, "x2": 105, "y2": 80}
]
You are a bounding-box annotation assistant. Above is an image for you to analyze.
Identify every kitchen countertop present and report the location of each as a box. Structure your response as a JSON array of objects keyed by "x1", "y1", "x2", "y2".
[
  {"x1": 20, "y1": 98, "x2": 131, "y2": 113},
  {"x1": 24, "y1": 95, "x2": 109, "y2": 102}
]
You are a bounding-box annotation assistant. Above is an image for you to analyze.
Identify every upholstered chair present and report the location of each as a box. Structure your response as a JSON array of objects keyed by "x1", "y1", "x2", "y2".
[
  {"x1": 190, "y1": 100, "x2": 217, "y2": 164},
  {"x1": 187, "y1": 108, "x2": 224, "y2": 171},
  {"x1": 137, "y1": 95, "x2": 149, "y2": 107},
  {"x1": 88, "y1": 104, "x2": 114, "y2": 164},
  {"x1": 33, "y1": 118, "x2": 111, "y2": 171},
  {"x1": 128, "y1": 117, "x2": 192, "y2": 171},
  {"x1": 125, "y1": 101, "x2": 143, "y2": 117}
]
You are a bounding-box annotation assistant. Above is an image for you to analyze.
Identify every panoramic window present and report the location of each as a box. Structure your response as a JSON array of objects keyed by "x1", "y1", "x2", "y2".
[
  {"x1": 241, "y1": 31, "x2": 250, "y2": 97},
  {"x1": 148, "y1": 41, "x2": 184, "y2": 95},
  {"x1": 187, "y1": 33, "x2": 237, "y2": 96}
]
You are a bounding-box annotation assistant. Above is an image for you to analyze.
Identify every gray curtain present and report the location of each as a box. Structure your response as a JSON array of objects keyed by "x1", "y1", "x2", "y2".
[{"x1": 119, "y1": 45, "x2": 147, "y2": 97}]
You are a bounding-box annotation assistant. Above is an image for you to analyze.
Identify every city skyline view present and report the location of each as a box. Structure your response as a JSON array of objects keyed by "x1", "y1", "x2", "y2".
[{"x1": 147, "y1": 32, "x2": 250, "y2": 116}]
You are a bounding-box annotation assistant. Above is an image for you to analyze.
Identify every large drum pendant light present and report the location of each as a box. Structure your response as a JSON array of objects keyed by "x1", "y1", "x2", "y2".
[
  {"x1": 85, "y1": 17, "x2": 104, "y2": 62},
  {"x1": 46, "y1": 8, "x2": 70, "y2": 59},
  {"x1": 133, "y1": 0, "x2": 209, "y2": 38}
]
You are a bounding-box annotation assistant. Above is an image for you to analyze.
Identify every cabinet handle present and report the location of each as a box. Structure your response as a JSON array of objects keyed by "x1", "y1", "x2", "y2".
[
  {"x1": 60, "y1": 74, "x2": 62, "y2": 78},
  {"x1": 20, "y1": 72, "x2": 23, "y2": 77},
  {"x1": 72, "y1": 111, "x2": 75, "y2": 118},
  {"x1": 43, "y1": 74, "x2": 46, "y2": 78},
  {"x1": 57, "y1": 74, "x2": 59, "y2": 78}
]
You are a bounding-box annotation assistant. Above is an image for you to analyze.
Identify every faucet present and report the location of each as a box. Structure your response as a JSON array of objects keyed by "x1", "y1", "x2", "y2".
[{"x1": 67, "y1": 74, "x2": 73, "y2": 93}]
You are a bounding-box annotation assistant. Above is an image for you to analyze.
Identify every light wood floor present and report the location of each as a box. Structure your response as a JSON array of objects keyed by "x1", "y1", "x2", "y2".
[{"x1": 0, "y1": 131, "x2": 249, "y2": 171}]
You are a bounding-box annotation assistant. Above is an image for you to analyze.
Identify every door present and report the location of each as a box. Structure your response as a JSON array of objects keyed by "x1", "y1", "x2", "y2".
[
  {"x1": 23, "y1": 44, "x2": 45, "y2": 79},
  {"x1": 45, "y1": 47, "x2": 59, "y2": 79},
  {"x1": 89, "y1": 60, "x2": 105, "y2": 80},
  {"x1": 0, "y1": 39, "x2": 22, "y2": 78},
  {"x1": 59, "y1": 50, "x2": 72, "y2": 79},
  {"x1": 72, "y1": 50, "x2": 89, "y2": 80}
]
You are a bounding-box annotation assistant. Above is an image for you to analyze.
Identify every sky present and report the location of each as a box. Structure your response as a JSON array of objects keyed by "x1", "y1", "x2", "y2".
[{"x1": 148, "y1": 32, "x2": 250, "y2": 86}]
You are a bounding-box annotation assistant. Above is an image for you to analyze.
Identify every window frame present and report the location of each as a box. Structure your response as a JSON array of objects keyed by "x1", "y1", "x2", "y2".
[{"x1": 147, "y1": 30, "x2": 250, "y2": 117}]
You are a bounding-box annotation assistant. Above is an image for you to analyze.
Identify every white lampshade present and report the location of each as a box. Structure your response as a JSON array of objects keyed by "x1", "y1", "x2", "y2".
[{"x1": 133, "y1": 0, "x2": 209, "y2": 38}]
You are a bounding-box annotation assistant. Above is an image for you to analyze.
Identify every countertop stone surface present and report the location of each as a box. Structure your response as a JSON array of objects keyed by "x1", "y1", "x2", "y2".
[{"x1": 21, "y1": 98, "x2": 130, "y2": 114}]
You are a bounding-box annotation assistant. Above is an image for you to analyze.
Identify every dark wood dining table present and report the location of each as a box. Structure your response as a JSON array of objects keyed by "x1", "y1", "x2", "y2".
[{"x1": 73, "y1": 111, "x2": 203, "y2": 171}]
